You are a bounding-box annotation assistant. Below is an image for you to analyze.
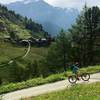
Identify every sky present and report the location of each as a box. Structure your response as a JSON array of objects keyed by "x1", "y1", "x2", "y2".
[{"x1": 0, "y1": 0, "x2": 100, "y2": 10}]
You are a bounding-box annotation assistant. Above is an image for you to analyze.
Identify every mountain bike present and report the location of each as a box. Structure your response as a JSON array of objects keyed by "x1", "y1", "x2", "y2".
[{"x1": 68, "y1": 73, "x2": 90, "y2": 84}]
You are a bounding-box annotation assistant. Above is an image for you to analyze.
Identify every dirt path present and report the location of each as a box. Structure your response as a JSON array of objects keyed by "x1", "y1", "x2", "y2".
[{"x1": 1, "y1": 73, "x2": 100, "y2": 100}]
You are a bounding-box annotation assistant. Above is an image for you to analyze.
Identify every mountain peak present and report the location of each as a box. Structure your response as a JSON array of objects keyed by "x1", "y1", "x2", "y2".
[{"x1": 7, "y1": 0, "x2": 79, "y2": 35}]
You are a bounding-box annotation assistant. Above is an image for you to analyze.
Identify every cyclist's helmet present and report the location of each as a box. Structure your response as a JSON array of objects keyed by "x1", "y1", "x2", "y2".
[{"x1": 75, "y1": 62, "x2": 79, "y2": 67}]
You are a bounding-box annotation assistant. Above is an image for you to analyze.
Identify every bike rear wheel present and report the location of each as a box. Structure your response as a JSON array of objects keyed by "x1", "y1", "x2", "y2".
[
  {"x1": 68, "y1": 75, "x2": 77, "y2": 83},
  {"x1": 81, "y1": 73, "x2": 90, "y2": 81}
]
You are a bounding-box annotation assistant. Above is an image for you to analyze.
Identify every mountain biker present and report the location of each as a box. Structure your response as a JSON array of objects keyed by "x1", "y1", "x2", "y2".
[{"x1": 71, "y1": 62, "x2": 80, "y2": 80}]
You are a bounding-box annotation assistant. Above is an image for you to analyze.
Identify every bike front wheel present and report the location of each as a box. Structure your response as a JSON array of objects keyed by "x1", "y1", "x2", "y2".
[{"x1": 81, "y1": 73, "x2": 90, "y2": 81}]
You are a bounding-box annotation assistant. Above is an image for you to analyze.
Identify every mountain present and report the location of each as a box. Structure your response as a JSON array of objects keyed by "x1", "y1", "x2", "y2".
[
  {"x1": 0, "y1": 4, "x2": 47, "y2": 39},
  {"x1": 7, "y1": 0, "x2": 79, "y2": 35}
]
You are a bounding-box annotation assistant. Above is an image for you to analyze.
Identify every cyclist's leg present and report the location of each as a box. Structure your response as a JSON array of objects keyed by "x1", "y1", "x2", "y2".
[
  {"x1": 76, "y1": 71, "x2": 80, "y2": 80},
  {"x1": 72, "y1": 70, "x2": 78, "y2": 79}
]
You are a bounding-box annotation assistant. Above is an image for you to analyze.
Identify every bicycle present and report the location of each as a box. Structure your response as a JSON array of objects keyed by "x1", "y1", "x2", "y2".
[{"x1": 68, "y1": 73, "x2": 90, "y2": 84}]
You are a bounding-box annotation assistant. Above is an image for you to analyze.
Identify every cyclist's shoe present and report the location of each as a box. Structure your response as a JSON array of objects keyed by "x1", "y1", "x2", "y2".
[{"x1": 77, "y1": 77, "x2": 80, "y2": 80}]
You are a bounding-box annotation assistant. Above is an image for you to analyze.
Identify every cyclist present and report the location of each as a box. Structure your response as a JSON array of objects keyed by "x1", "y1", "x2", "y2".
[{"x1": 71, "y1": 62, "x2": 80, "y2": 80}]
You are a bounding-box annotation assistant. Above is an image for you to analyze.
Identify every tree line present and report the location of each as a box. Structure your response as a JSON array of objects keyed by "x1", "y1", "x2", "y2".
[{"x1": 43, "y1": 5, "x2": 100, "y2": 73}]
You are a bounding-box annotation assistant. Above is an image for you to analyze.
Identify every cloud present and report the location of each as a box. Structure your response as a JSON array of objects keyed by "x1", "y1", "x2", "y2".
[
  {"x1": 0, "y1": 0, "x2": 23, "y2": 4},
  {"x1": 44, "y1": 0, "x2": 100, "y2": 10}
]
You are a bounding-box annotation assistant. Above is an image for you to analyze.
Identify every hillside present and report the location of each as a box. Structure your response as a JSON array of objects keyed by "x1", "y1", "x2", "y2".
[
  {"x1": 0, "y1": 4, "x2": 50, "y2": 85},
  {"x1": 7, "y1": 0, "x2": 79, "y2": 35},
  {"x1": 0, "y1": 4, "x2": 47, "y2": 39},
  {"x1": 0, "y1": 41, "x2": 49, "y2": 85}
]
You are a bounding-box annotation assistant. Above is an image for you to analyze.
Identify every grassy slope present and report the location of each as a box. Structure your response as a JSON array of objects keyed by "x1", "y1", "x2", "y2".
[
  {"x1": 0, "y1": 42, "x2": 48, "y2": 63},
  {"x1": 27, "y1": 82, "x2": 100, "y2": 100},
  {"x1": 0, "y1": 18, "x2": 31, "y2": 39},
  {"x1": 0, "y1": 42, "x2": 48, "y2": 89},
  {"x1": 0, "y1": 5, "x2": 46, "y2": 39}
]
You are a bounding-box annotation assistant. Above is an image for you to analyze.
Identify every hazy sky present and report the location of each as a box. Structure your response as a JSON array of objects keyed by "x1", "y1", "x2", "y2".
[
  {"x1": 0, "y1": 0, "x2": 100, "y2": 10},
  {"x1": 0, "y1": 0, "x2": 22, "y2": 4}
]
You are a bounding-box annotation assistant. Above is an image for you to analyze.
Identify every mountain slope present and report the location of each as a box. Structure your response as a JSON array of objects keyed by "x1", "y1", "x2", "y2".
[
  {"x1": 7, "y1": 0, "x2": 79, "y2": 35},
  {"x1": 0, "y1": 4, "x2": 47, "y2": 39}
]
